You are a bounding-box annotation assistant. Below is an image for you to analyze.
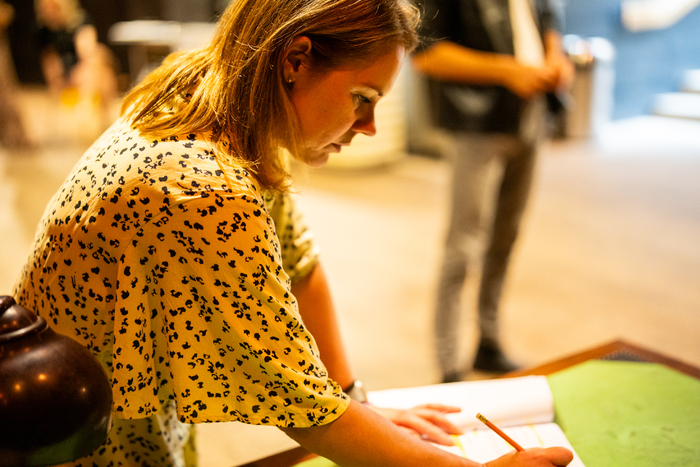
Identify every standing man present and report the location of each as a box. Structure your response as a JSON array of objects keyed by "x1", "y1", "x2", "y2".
[{"x1": 413, "y1": 0, "x2": 574, "y2": 382}]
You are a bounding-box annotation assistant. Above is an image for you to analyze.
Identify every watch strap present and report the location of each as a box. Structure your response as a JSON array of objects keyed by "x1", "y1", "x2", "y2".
[{"x1": 343, "y1": 380, "x2": 368, "y2": 404}]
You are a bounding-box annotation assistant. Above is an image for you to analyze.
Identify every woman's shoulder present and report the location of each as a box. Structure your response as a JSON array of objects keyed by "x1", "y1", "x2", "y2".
[
  {"x1": 90, "y1": 118, "x2": 265, "y2": 202},
  {"x1": 47, "y1": 118, "x2": 273, "y2": 240}
]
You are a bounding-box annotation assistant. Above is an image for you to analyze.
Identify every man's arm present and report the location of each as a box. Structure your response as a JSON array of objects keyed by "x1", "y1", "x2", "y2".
[{"x1": 412, "y1": 41, "x2": 559, "y2": 99}]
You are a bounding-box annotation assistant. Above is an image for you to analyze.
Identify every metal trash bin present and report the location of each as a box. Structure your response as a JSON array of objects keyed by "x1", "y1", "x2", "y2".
[{"x1": 562, "y1": 35, "x2": 616, "y2": 138}]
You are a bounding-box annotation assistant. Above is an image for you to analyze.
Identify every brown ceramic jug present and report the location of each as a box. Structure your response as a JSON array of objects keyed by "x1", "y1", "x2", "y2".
[{"x1": 0, "y1": 295, "x2": 112, "y2": 466}]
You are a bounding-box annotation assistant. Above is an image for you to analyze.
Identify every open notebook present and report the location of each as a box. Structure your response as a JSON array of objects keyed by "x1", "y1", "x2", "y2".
[{"x1": 367, "y1": 376, "x2": 586, "y2": 466}]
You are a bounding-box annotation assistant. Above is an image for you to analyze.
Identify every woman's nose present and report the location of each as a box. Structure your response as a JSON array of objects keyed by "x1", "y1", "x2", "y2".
[{"x1": 353, "y1": 107, "x2": 377, "y2": 137}]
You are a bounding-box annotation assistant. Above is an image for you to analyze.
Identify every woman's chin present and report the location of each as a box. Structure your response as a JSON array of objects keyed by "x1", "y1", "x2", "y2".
[{"x1": 302, "y1": 151, "x2": 331, "y2": 168}]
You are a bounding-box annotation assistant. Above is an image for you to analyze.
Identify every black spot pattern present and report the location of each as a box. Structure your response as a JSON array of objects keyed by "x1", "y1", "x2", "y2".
[{"x1": 13, "y1": 119, "x2": 349, "y2": 466}]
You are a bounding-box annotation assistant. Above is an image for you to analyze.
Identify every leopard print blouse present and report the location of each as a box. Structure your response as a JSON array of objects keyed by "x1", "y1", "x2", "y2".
[{"x1": 13, "y1": 118, "x2": 349, "y2": 466}]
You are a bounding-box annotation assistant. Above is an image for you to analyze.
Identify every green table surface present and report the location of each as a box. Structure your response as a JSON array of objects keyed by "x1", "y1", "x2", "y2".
[
  {"x1": 295, "y1": 360, "x2": 700, "y2": 467},
  {"x1": 548, "y1": 360, "x2": 700, "y2": 467}
]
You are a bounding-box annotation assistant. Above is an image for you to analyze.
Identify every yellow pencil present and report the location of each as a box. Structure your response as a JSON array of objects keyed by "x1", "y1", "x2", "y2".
[{"x1": 476, "y1": 413, "x2": 525, "y2": 452}]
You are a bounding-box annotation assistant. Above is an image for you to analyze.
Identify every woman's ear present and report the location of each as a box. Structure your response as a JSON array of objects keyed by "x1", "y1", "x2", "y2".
[{"x1": 283, "y1": 36, "x2": 313, "y2": 84}]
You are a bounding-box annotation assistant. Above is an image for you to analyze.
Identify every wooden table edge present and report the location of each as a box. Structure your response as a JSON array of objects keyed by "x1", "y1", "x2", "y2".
[{"x1": 504, "y1": 339, "x2": 700, "y2": 380}]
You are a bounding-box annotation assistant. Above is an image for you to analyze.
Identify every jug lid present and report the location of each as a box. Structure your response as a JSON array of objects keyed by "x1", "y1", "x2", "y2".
[{"x1": 0, "y1": 295, "x2": 47, "y2": 343}]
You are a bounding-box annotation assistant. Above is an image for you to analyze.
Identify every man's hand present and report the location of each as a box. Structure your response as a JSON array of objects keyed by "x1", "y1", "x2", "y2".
[
  {"x1": 503, "y1": 63, "x2": 559, "y2": 99},
  {"x1": 545, "y1": 55, "x2": 575, "y2": 93},
  {"x1": 368, "y1": 403, "x2": 463, "y2": 446},
  {"x1": 543, "y1": 30, "x2": 576, "y2": 93}
]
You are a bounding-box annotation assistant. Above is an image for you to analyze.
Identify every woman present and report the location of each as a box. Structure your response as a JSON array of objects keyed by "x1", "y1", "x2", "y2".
[{"x1": 14, "y1": 0, "x2": 573, "y2": 466}]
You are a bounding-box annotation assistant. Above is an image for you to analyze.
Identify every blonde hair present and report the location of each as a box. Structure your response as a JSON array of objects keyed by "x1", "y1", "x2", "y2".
[{"x1": 121, "y1": 0, "x2": 420, "y2": 190}]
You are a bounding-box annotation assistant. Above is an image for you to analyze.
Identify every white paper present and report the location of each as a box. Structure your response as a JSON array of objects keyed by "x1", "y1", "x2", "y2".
[{"x1": 368, "y1": 375, "x2": 554, "y2": 430}]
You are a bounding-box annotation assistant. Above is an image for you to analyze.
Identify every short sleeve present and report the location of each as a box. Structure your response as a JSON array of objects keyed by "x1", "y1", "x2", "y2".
[{"x1": 110, "y1": 191, "x2": 349, "y2": 426}]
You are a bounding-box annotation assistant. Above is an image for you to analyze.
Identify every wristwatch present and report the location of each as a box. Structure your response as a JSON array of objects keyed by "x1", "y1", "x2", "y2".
[{"x1": 343, "y1": 380, "x2": 368, "y2": 404}]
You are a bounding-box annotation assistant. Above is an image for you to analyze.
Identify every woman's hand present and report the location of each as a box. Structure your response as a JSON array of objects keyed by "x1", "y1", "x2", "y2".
[
  {"x1": 367, "y1": 404, "x2": 463, "y2": 446},
  {"x1": 484, "y1": 447, "x2": 574, "y2": 467}
]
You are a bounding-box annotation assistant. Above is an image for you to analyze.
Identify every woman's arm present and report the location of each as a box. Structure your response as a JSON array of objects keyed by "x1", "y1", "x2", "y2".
[
  {"x1": 282, "y1": 400, "x2": 574, "y2": 467},
  {"x1": 291, "y1": 263, "x2": 462, "y2": 445}
]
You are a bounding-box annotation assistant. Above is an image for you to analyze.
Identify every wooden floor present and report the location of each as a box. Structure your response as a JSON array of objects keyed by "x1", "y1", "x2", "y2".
[{"x1": 1, "y1": 87, "x2": 698, "y2": 466}]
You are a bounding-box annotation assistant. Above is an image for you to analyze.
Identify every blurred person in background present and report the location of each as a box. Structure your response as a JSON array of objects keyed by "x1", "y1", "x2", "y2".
[
  {"x1": 0, "y1": 0, "x2": 33, "y2": 149},
  {"x1": 413, "y1": 0, "x2": 574, "y2": 382},
  {"x1": 35, "y1": 0, "x2": 118, "y2": 127}
]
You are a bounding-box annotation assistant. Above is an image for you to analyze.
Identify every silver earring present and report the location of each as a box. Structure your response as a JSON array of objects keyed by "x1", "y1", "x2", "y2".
[{"x1": 287, "y1": 76, "x2": 293, "y2": 83}]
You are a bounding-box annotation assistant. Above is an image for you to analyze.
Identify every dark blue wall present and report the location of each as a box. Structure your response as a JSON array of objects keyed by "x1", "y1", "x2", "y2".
[{"x1": 564, "y1": 0, "x2": 700, "y2": 119}]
